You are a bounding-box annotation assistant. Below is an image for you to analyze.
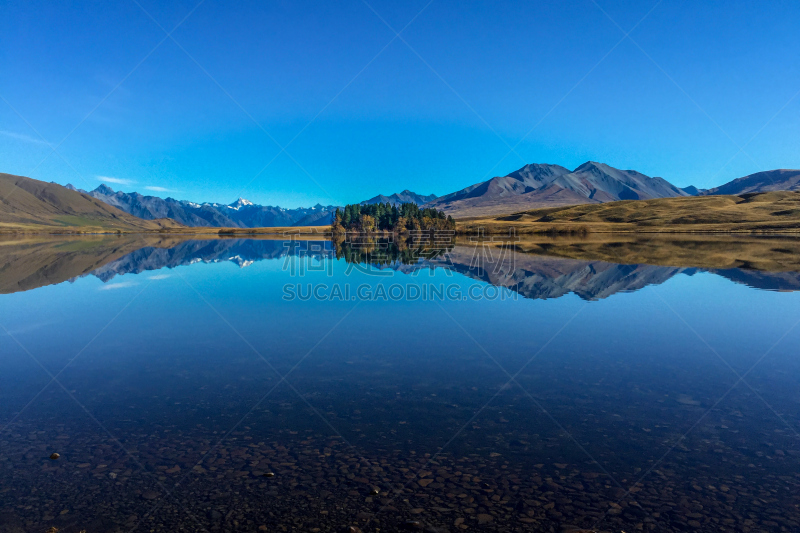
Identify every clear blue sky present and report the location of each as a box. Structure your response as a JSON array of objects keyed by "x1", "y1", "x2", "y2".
[{"x1": 1, "y1": 0, "x2": 799, "y2": 207}]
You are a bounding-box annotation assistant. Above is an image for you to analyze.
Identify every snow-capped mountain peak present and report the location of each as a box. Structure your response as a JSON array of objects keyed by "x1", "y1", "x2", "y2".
[{"x1": 228, "y1": 197, "x2": 255, "y2": 210}]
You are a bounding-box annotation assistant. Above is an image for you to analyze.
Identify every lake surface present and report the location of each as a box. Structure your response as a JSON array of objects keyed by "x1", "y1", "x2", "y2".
[{"x1": 1, "y1": 235, "x2": 799, "y2": 532}]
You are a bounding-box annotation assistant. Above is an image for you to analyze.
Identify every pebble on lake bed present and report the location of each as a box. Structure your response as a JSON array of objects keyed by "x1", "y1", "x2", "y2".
[
  {"x1": 49, "y1": 453, "x2": 60, "y2": 460},
  {"x1": 7, "y1": 402, "x2": 800, "y2": 533}
]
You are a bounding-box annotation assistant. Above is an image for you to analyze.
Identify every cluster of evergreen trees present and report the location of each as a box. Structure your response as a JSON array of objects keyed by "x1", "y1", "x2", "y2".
[{"x1": 332, "y1": 202, "x2": 455, "y2": 233}]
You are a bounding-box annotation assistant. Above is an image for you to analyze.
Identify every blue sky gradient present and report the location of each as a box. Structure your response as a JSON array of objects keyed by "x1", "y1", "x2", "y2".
[{"x1": 1, "y1": 0, "x2": 799, "y2": 207}]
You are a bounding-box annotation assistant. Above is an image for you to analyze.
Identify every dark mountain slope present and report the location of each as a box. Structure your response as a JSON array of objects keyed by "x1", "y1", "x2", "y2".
[
  {"x1": 702, "y1": 169, "x2": 800, "y2": 196},
  {"x1": 361, "y1": 190, "x2": 437, "y2": 206},
  {"x1": 427, "y1": 162, "x2": 687, "y2": 217}
]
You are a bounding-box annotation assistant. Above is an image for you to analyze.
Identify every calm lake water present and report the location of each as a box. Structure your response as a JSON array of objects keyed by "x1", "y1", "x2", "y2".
[{"x1": 1, "y1": 236, "x2": 799, "y2": 532}]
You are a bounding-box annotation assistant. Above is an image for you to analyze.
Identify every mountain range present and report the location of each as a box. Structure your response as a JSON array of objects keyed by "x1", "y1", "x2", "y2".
[
  {"x1": 73, "y1": 184, "x2": 339, "y2": 228},
  {"x1": 360, "y1": 190, "x2": 437, "y2": 206},
  {"x1": 695, "y1": 169, "x2": 800, "y2": 196},
  {"x1": 77, "y1": 160, "x2": 705, "y2": 224},
  {"x1": 425, "y1": 161, "x2": 690, "y2": 217},
  {"x1": 3, "y1": 161, "x2": 800, "y2": 232},
  {"x1": 72, "y1": 184, "x2": 439, "y2": 227}
]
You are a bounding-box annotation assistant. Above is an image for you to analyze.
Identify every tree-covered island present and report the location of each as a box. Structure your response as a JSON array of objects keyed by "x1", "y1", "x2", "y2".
[{"x1": 332, "y1": 202, "x2": 455, "y2": 233}]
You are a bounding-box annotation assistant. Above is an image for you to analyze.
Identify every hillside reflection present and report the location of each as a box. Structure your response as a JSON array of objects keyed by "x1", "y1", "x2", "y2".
[{"x1": 2, "y1": 234, "x2": 800, "y2": 299}]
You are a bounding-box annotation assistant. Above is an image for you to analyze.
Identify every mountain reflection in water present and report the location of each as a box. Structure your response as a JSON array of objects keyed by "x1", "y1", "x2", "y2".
[{"x1": 2, "y1": 235, "x2": 800, "y2": 298}]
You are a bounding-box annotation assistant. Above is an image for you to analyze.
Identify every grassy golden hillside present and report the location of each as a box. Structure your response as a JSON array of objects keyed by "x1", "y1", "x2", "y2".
[
  {"x1": 456, "y1": 191, "x2": 800, "y2": 234},
  {"x1": 0, "y1": 172, "x2": 183, "y2": 232}
]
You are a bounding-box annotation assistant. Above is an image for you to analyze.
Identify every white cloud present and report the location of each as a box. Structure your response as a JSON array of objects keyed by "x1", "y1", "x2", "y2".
[
  {"x1": 148, "y1": 274, "x2": 171, "y2": 280},
  {"x1": 145, "y1": 186, "x2": 177, "y2": 193},
  {"x1": 98, "y1": 176, "x2": 135, "y2": 186},
  {"x1": 0, "y1": 130, "x2": 48, "y2": 145},
  {"x1": 99, "y1": 281, "x2": 138, "y2": 291},
  {"x1": 0, "y1": 320, "x2": 60, "y2": 336}
]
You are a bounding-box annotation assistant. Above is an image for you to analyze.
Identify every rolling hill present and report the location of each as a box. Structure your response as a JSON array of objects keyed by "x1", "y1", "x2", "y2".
[
  {"x1": 425, "y1": 162, "x2": 688, "y2": 217},
  {"x1": 0, "y1": 173, "x2": 181, "y2": 232},
  {"x1": 458, "y1": 191, "x2": 800, "y2": 234}
]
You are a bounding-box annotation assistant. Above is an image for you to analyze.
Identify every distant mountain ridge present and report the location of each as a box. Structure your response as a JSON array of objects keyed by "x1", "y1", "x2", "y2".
[
  {"x1": 679, "y1": 185, "x2": 707, "y2": 196},
  {"x1": 700, "y1": 169, "x2": 800, "y2": 196},
  {"x1": 83, "y1": 184, "x2": 438, "y2": 227},
  {"x1": 426, "y1": 161, "x2": 688, "y2": 217},
  {"x1": 80, "y1": 184, "x2": 341, "y2": 227},
  {"x1": 361, "y1": 190, "x2": 437, "y2": 206}
]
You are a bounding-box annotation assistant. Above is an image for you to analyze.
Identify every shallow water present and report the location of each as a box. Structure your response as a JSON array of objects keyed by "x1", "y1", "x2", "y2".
[{"x1": 1, "y1": 236, "x2": 799, "y2": 532}]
